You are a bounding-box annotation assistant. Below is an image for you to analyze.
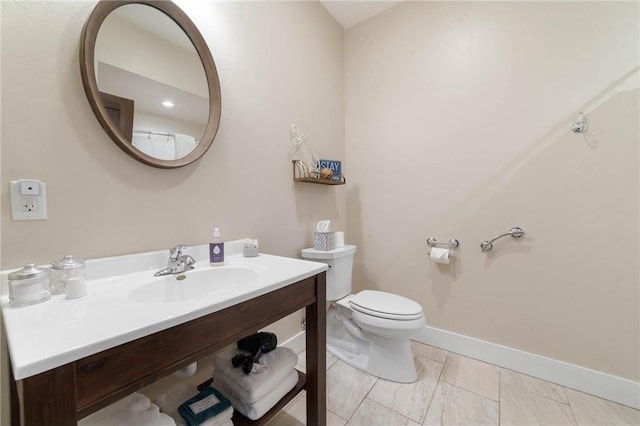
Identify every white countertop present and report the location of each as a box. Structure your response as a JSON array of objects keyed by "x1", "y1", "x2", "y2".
[{"x1": 0, "y1": 242, "x2": 327, "y2": 380}]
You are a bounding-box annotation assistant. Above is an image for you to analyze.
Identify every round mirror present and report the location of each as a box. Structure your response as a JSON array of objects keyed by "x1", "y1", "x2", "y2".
[{"x1": 80, "y1": 1, "x2": 221, "y2": 168}]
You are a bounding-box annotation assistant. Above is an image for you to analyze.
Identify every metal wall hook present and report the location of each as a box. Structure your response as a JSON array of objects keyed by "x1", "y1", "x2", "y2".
[
  {"x1": 572, "y1": 112, "x2": 588, "y2": 133},
  {"x1": 480, "y1": 227, "x2": 525, "y2": 252}
]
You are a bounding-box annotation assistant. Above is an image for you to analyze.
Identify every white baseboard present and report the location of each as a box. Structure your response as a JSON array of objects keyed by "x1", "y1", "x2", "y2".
[
  {"x1": 413, "y1": 325, "x2": 640, "y2": 410},
  {"x1": 280, "y1": 331, "x2": 306, "y2": 354},
  {"x1": 284, "y1": 326, "x2": 640, "y2": 409}
]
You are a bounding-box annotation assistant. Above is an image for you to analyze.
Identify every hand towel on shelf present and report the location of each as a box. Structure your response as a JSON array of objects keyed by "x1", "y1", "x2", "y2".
[
  {"x1": 79, "y1": 392, "x2": 176, "y2": 426},
  {"x1": 154, "y1": 383, "x2": 233, "y2": 426},
  {"x1": 212, "y1": 346, "x2": 298, "y2": 403},
  {"x1": 215, "y1": 369, "x2": 298, "y2": 421},
  {"x1": 178, "y1": 386, "x2": 232, "y2": 426}
]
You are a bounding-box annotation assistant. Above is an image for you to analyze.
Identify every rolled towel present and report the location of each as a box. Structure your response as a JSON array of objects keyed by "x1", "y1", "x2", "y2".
[
  {"x1": 215, "y1": 369, "x2": 298, "y2": 421},
  {"x1": 212, "y1": 346, "x2": 298, "y2": 403},
  {"x1": 154, "y1": 383, "x2": 233, "y2": 426},
  {"x1": 178, "y1": 386, "x2": 232, "y2": 426},
  {"x1": 79, "y1": 392, "x2": 176, "y2": 426}
]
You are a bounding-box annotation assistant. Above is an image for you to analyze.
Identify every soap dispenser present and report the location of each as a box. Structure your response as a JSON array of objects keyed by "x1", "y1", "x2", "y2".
[{"x1": 210, "y1": 227, "x2": 225, "y2": 266}]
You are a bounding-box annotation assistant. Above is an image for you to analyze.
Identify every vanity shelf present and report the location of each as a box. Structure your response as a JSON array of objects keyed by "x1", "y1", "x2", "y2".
[
  {"x1": 9, "y1": 273, "x2": 327, "y2": 426},
  {"x1": 292, "y1": 160, "x2": 345, "y2": 185}
]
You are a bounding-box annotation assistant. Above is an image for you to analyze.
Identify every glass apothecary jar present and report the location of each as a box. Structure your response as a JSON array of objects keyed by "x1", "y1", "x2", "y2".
[
  {"x1": 51, "y1": 255, "x2": 85, "y2": 295},
  {"x1": 8, "y1": 264, "x2": 51, "y2": 307}
]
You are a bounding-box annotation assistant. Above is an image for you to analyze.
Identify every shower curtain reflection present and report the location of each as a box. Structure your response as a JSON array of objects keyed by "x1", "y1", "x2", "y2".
[{"x1": 132, "y1": 131, "x2": 196, "y2": 160}]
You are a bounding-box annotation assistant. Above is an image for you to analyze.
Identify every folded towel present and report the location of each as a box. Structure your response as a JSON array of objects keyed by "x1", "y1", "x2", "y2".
[
  {"x1": 215, "y1": 369, "x2": 298, "y2": 421},
  {"x1": 212, "y1": 346, "x2": 298, "y2": 403},
  {"x1": 154, "y1": 383, "x2": 233, "y2": 426},
  {"x1": 178, "y1": 386, "x2": 232, "y2": 426},
  {"x1": 79, "y1": 392, "x2": 176, "y2": 426}
]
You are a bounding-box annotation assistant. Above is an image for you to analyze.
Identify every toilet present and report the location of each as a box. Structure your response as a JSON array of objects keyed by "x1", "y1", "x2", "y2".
[{"x1": 301, "y1": 245, "x2": 425, "y2": 383}]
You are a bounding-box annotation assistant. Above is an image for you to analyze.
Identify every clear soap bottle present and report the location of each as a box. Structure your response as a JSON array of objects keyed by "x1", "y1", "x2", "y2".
[{"x1": 209, "y1": 227, "x2": 225, "y2": 266}]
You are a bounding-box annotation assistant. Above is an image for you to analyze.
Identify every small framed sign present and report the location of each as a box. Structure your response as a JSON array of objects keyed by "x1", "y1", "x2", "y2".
[{"x1": 317, "y1": 159, "x2": 342, "y2": 182}]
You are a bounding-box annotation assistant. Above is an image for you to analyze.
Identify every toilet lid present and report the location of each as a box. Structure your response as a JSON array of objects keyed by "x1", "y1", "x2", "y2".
[{"x1": 349, "y1": 290, "x2": 424, "y2": 321}]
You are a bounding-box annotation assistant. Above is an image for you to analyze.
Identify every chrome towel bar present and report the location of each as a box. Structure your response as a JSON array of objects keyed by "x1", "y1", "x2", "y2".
[{"x1": 480, "y1": 227, "x2": 525, "y2": 252}]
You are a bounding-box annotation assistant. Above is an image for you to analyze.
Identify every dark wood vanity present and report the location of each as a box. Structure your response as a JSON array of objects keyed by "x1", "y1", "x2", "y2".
[{"x1": 10, "y1": 273, "x2": 326, "y2": 426}]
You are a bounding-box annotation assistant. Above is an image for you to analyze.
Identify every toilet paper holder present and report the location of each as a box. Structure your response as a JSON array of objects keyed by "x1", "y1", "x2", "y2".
[{"x1": 427, "y1": 237, "x2": 460, "y2": 257}]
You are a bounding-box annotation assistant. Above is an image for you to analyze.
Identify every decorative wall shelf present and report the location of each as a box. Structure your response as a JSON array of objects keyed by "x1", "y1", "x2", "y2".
[{"x1": 292, "y1": 160, "x2": 345, "y2": 185}]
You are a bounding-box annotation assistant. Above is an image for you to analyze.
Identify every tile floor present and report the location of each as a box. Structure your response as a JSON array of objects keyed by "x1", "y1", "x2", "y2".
[{"x1": 268, "y1": 341, "x2": 640, "y2": 426}]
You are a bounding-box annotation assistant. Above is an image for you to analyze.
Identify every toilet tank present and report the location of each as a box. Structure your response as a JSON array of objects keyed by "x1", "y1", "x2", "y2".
[{"x1": 301, "y1": 245, "x2": 356, "y2": 301}]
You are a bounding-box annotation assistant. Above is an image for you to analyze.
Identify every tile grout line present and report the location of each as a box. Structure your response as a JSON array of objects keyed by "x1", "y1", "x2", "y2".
[
  {"x1": 498, "y1": 367, "x2": 502, "y2": 425},
  {"x1": 566, "y1": 395, "x2": 580, "y2": 426},
  {"x1": 442, "y1": 381, "x2": 501, "y2": 404},
  {"x1": 420, "y1": 351, "x2": 450, "y2": 425},
  {"x1": 500, "y1": 381, "x2": 583, "y2": 426},
  {"x1": 345, "y1": 375, "x2": 380, "y2": 425}
]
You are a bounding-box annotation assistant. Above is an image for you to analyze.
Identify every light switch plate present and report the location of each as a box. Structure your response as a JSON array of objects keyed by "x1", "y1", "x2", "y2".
[{"x1": 10, "y1": 179, "x2": 47, "y2": 220}]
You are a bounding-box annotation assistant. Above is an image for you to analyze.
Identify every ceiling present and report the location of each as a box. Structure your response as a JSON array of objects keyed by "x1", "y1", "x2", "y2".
[{"x1": 320, "y1": 1, "x2": 402, "y2": 28}]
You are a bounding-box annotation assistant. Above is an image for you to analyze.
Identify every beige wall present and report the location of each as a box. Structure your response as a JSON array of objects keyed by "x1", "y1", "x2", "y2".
[
  {"x1": 346, "y1": 1, "x2": 639, "y2": 381},
  {"x1": 0, "y1": 1, "x2": 344, "y2": 420},
  {"x1": 1, "y1": 1, "x2": 639, "y2": 421},
  {"x1": 1, "y1": 0, "x2": 345, "y2": 268}
]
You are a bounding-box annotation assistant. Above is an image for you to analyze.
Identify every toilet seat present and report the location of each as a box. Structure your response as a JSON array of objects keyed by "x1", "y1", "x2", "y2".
[{"x1": 348, "y1": 290, "x2": 423, "y2": 321}]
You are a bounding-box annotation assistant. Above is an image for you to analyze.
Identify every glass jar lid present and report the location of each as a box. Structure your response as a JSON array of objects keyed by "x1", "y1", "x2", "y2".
[
  {"x1": 8, "y1": 264, "x2": 49, "y2": 281},
  {"x1": 51, "y1": 255, "x2": 85, "y2": 270}
]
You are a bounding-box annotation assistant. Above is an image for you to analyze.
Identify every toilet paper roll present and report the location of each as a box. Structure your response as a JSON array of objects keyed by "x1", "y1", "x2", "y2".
[
  {"x1": 430, "y1": 247, "x2": 451, "y2": 264},
  {"x1": 334, "y1": 231, "x2": 345, "y2": 248}
]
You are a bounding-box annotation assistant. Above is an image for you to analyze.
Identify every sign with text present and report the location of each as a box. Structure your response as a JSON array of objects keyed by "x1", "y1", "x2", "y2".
[{"x1": 317, "y1": 159, "x2": 342, "y2": 181}]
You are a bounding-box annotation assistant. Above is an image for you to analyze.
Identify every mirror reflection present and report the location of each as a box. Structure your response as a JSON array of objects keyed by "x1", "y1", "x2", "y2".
[{"x1": 94, "y1": 4, "x2": 209, "y2": 161}]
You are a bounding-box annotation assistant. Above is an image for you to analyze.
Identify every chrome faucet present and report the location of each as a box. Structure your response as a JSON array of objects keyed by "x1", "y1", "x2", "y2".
[{"x1": 154, "y1": 245, "x2": 196, "y2": 276}]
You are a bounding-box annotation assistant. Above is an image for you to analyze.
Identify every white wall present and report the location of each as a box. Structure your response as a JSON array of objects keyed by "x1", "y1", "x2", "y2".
[
  {"x1": 0, "y1": 1, "x2": 344, "y2": 422},
  {"x1": 346, "y1": 1, "x2": 639, "y2": 381}
]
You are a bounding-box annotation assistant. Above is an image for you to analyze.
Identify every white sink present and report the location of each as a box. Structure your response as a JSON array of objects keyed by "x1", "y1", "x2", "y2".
[
  {"x1": 129, "y1": 266, "x2": 261, "y2": 303},
  {"x1": 0, "y1": 241, "x2": 328, "y2": 380}
]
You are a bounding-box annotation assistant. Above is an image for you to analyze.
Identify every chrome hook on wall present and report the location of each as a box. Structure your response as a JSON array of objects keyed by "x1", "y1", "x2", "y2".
[{"x1": 571, "y1": 112, "x2": 588, "y2": 133}]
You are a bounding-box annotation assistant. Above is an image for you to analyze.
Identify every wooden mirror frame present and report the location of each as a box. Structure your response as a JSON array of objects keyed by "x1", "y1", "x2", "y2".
[{"x1": 79, "y1": 0, "x2": 221, "y2": 169}]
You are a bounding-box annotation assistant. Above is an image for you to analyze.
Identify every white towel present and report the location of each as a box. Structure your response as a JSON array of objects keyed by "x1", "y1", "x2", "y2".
[
  {"x1": 215, "y1": 369, "x2": 298, "y2": 421},
  {"x1": 153, "y1": 383, "x2": 234, "y2": 426},
  {"x1": 174, "y1": 133, "x2": 196, "y2": 159},
  {"x1": 79, "y1": 392, "x2": 176, "y2": 426},
  {"x1": 212, "y1": 346, "x2": 298, "y2": 403}
]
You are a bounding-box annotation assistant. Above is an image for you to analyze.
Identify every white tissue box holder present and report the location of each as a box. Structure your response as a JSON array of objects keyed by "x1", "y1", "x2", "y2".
[{"x1": 314, "y1": 232, "x2": 335, "y2": 251}]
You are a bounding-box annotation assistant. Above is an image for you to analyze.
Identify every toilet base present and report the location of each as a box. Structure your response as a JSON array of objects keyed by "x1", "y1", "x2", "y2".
[
  {"x1": 327, "y1": 304, "x2": 419, "y2": 383},
  {"x1": 327, "y1": 340, "x2": 418, "y2": 383}
]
